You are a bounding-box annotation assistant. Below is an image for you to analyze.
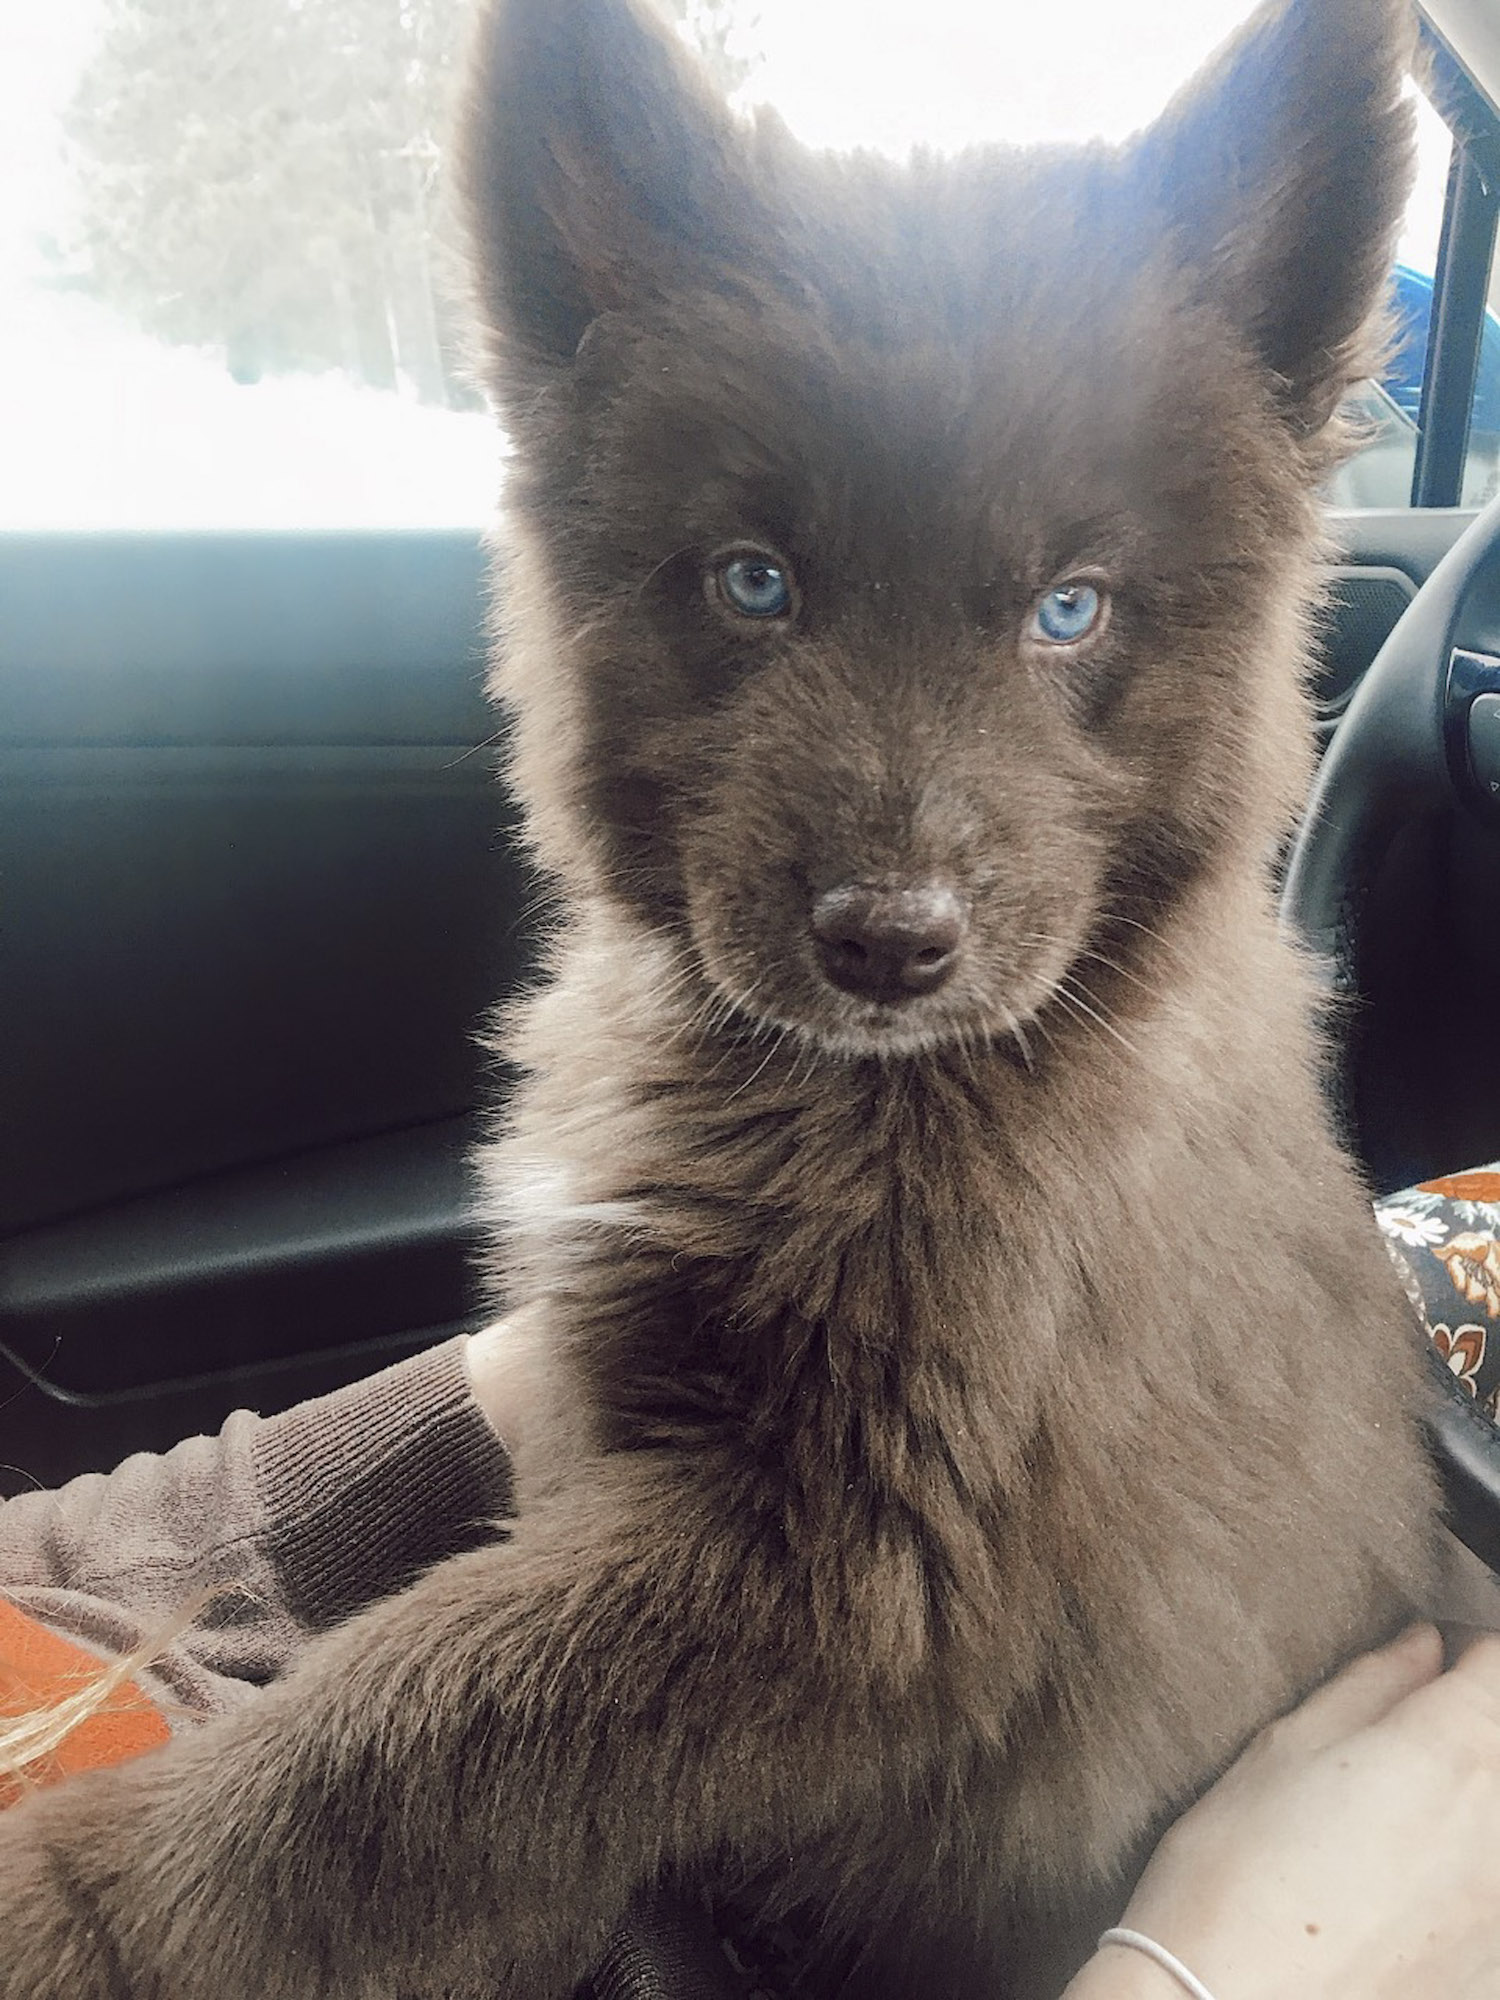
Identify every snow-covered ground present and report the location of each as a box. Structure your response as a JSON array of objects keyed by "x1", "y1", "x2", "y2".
[
  {"x1": 2, "y1": 0, "x2": 501, "y2": 531},
  {"x1": 0, "y1": 283, "x2": 505, "y2": 531}
]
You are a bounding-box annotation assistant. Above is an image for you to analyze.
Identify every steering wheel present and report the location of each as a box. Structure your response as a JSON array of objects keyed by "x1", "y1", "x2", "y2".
[{"x1": 1281, "y1": 490, "x2": 1500, "y2": 1576}]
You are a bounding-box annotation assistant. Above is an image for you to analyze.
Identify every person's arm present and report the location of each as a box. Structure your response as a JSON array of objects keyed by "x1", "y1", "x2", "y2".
[
  {"x1": 1064, "y1": 1622, "x2": 1500, "y2": 2000},
  {"x1": 0, "y1": 1336, "x2": 514, "y2": 1730}
]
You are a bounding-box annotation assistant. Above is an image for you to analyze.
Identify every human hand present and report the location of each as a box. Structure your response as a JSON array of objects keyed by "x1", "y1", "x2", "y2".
[
  {"x1": 1065, "y1": 1622, "x2": 1500, "y2": 1999},
  {"x1": 464, "y1": 1316, "x2": 532, "y2": 1446}
]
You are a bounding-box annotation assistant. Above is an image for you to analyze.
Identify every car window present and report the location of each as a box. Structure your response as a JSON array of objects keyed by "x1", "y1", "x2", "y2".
[
  {"x1": 2, "y1": 0, "x2": 499, "y2": 529},
  {"x1": 1326, "y1": 84, "x2": 1499, "y2": 512},
  {"x1": 0, "y1": 0, "x2": 1475, "y2": 528}
]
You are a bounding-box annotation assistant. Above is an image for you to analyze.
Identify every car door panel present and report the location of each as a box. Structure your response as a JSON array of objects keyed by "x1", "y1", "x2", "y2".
[{"x1": 1, "y1": 531, "x2": 530, "y2": 1492}]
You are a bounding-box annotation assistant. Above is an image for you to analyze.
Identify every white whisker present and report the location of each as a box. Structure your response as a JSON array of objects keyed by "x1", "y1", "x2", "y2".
[
  {"x1": 1056, "y1": 976, "x2": 1140, "y2": 1059},
  {"x1": 1002, "y1": 1006, "x2": 1036, "y2": 1074}
]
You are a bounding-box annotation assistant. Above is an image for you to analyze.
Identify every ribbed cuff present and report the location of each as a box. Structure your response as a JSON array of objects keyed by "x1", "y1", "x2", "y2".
[{"x1": 255, "y1": 1338, "x2": 515, "y2": 1632}]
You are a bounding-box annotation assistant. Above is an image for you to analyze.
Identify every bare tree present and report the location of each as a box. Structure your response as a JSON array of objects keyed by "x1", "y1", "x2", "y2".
[{"x1": 67, "y1": 0, "x2": 762, "y2": 398}]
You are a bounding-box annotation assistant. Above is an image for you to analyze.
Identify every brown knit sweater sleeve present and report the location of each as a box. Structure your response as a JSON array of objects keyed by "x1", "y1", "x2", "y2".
[{"x1": 0, "y1": 1339, "x2": 514, "y2": 1728}]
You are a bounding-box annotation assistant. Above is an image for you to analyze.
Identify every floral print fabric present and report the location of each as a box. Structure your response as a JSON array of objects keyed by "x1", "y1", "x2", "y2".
[{"x1": 1376, "y1": 1166, "x2": 1500, "y2": 1421}]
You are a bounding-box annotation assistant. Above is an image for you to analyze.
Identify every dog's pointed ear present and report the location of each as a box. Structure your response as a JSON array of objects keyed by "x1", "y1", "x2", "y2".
[
  {"x1": 1137, "y1": 0, "x2": 1417, "y2": 431},
  {"x1": 460, "y1": 0, "x2": 759, "y2": 383}
]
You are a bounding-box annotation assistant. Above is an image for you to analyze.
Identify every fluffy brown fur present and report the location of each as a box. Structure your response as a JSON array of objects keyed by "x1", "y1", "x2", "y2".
[{"x1": 0, "y1": 1, "x2": 1441, "y2": 1995}]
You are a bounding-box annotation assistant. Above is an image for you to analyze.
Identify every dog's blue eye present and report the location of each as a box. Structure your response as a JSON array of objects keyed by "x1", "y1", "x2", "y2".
[
  {"x1": 1031, "y1": 582, "x2": 1105, "y2": 645},
  {"x1": 716, "y1": 554, "x2": 793, "y2": 620}
]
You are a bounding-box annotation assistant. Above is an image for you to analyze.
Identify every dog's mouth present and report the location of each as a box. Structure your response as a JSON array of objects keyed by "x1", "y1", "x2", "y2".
[
  {"x1": 732, "y1": 979, "x2": 1057, "y2": 1065},
  {"x1": 795, "y1": 972, "x2": 1065, "y2": 1063}
]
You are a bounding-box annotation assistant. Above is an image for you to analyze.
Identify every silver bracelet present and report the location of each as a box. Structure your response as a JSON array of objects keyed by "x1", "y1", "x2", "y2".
[{"x1": 1096, "y1": 1928, "x2": 1219, "y2": 2000}]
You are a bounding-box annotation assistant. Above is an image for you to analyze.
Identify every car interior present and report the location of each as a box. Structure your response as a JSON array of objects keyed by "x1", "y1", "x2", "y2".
[
  {"x1": 5, "y1": 4, "x2": 1500, "y2": 1997},
  {"x1": 3, "y1": 0, "x2": 1500, "y2": 1540}
]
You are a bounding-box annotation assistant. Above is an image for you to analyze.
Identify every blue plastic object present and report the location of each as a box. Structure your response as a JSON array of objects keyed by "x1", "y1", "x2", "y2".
[{"x1": 1388, "y1": 262, "x2": 1500, "y2": 434}]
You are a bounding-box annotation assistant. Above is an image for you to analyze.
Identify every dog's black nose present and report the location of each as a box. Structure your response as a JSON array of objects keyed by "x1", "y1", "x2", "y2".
[{"x1": 811, "y1": 883, "x2": 965, "y2": 1002}]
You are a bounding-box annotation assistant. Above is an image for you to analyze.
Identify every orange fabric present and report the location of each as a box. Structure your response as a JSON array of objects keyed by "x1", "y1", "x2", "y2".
[
  {"x1": 0, "y1": 1597, "x2": 170, "y2": 1806},
  {"x1": 1419, "y1": 1171, "x2": 1500, "y2": 1203}
]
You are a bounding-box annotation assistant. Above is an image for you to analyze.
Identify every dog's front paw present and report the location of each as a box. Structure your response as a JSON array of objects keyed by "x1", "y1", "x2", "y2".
[{"x1": 0, "y1": 1783, "x2": 134, "y2": 2000}]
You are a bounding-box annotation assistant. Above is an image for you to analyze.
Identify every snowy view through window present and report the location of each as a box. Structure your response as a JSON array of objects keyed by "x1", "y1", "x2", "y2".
[{"x1": 0, "y1": 0, "x2": 1450, "y2": 529}]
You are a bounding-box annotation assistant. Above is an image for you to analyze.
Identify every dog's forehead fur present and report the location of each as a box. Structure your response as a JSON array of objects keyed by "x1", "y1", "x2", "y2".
[
  {"x1": 537, "y1": 146, "x2": 1291, "y2": 611},
  {"x1": 582, "y1": 309, "x2": 1273, "y2": 618}
]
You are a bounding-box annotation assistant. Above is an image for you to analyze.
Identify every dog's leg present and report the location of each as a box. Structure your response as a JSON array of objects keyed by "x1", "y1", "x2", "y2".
[{"x1": 0, "y1": 1472, "x2": 891, "y2": 2000}]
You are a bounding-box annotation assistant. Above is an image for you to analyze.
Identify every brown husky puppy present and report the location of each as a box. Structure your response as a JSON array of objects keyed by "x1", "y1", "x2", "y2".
[{"x1": 0, "y1": 0, "x2": 1440, "y2": 1993}]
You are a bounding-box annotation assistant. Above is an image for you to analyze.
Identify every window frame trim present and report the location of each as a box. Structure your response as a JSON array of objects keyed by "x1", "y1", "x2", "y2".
[{"x1": 1411, "y1": 21, "x2": 1500, "y2": 508}]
